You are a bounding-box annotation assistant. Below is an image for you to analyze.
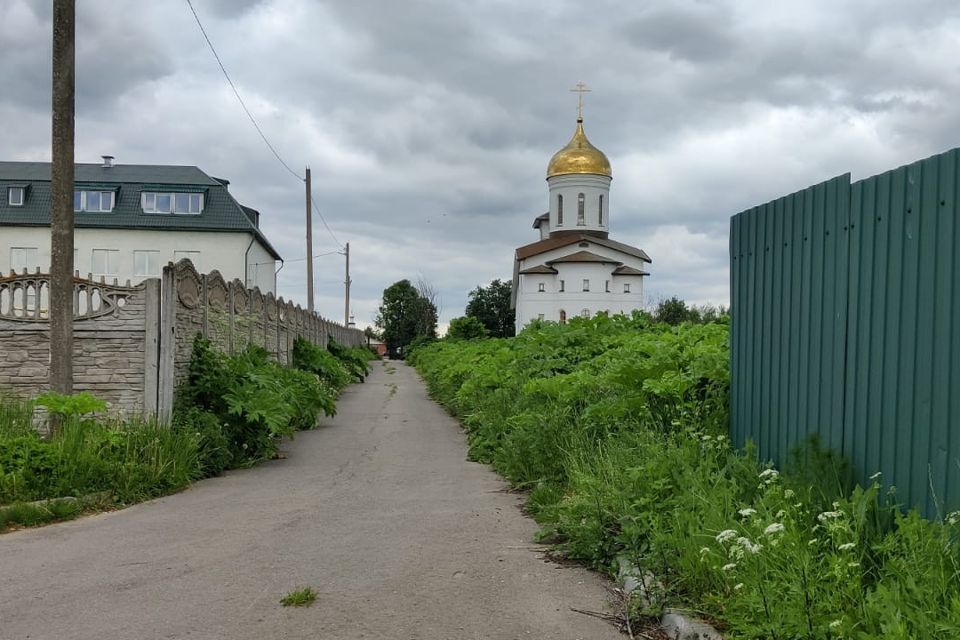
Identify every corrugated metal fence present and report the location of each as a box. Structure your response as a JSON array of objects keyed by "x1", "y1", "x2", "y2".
[{"x1": 730, "y1": 148, "x2": 960, "y2": 516}]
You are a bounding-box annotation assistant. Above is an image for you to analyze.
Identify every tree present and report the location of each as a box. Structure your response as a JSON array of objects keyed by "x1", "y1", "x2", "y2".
[
  {"x1": 375, "y1": 279, "x2": 437, "y2": 357},
  {"x1": 465, "y1": 279, "x2": 514, "y2": 337},
  {"x1": 652, "y1": 296, "x2": 729, "y2": 326},
  {"x1": 446, "y1": 316, "x2": 488, "y2": 340}
]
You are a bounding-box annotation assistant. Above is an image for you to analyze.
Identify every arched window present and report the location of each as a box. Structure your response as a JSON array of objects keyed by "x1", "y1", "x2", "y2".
[
  {"x1": 557, "y1": 194, "x2": 563, "y2": 225},
  {"x1": 581, "y1": 308, "x2": 590, "y2": 318},
  {"x1": 559, "y1": 309, "x2": 566, "y2": 324},
  {"x1": 599, "y1": 195, "x2": 604, "y2": 225},
  {"x1": 577, "y1": 193, "x2": 585, "y2": 225}
]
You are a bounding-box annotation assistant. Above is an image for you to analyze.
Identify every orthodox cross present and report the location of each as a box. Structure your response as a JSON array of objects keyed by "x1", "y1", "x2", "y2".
[{"x1": 570, "y1": 81, "x2": 591, "y2": 119}]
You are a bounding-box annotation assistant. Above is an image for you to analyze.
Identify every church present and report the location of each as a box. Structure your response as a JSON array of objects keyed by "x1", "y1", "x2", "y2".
[{"x1": 511, "y1": 96, "x2": 651, "y2": 332}]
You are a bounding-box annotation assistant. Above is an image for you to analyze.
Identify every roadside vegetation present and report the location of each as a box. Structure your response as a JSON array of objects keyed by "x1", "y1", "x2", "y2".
[
  {"x1": 410, "y1": 312, "x2": 960, "y2": 639},
  {"x1": 0, "y1": 335, "x2": 373, "y2": 532}
]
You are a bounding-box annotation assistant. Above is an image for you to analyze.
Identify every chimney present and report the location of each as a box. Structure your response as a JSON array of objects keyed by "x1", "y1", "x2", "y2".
[{"x1": 101, "y1": 155, "x2": 115, "y2": 168}]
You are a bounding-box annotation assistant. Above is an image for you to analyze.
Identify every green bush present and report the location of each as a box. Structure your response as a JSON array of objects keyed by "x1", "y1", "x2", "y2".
[{"x1": 411, "y1": 314, "x2": 960, "y2": 639}]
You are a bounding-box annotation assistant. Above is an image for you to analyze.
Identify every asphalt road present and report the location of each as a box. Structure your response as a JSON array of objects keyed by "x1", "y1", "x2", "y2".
[{"x1": 0, "y1": 360, "x2": 622, "y2": 640}]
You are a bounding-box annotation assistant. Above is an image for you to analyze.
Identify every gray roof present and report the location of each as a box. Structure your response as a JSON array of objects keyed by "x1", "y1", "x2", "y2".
[{"x1": 0, "y1": 161, "x2": 282, "y2": 260}]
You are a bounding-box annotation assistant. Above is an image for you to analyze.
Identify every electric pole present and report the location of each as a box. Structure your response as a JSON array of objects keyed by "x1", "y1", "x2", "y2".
[
  {"x1": 50, "y1": 0, "x2": 75, "y2": 398},
  {"x1": 344, "y1": 242, "x2": 351, "y2": 326},
  {"x1": 305, "y1": 167, "x2": 314, "y2": 312}
]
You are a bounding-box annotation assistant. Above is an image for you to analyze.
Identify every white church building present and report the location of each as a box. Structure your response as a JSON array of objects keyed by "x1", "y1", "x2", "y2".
[{"x1": 512, "y1": 111, "x2": 651, "y2": 332}]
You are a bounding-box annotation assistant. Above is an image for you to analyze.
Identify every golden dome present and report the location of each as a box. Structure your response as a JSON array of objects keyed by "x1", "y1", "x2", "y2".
[{"x1": 546, "y1": 118, "x2": 612, "y2": 179}]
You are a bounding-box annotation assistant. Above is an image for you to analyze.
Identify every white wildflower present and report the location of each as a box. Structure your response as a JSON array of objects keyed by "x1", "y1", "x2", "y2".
[
  {"x1": 716, "y1": 529, "x2": 738, "y2": 544},
  {"x1": 817, "y1": 511, "x2": 843, "y2": 523},
  {"x1": 829, "y1": 620, "x2": 842, "y2": 630},
  {"x1": 775, "y1": 510, "x2": 786, "y2": 519},
  {"x1": 946, "y1": 512, "x2": 960, "y2": 526},
  {"x1": 763, "y1": 523, "x2": 785, "y2": 536},
  {"x1": 783, "y1": 489, "x2": 795, "y2": 499},
  {"x1": 738, "y1": 508, "x2": 757, "y2": 518},
  {"x1": 737, "y1": 537, "x2": 762, "y2": 555},
  {"x1": 722, "y1": 563, "x2": 737, "y2": 572},
  {"x1": 838, "y1": 542, "x2": 856, "y2": 551},
  {"x1": 733, "y1": 582, "x2": 744, "y2": 591},
  {"x1": 758, "y1": 469, "x2": 780, "y2": 482}
]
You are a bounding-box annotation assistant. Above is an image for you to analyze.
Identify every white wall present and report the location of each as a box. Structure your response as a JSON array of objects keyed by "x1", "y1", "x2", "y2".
[
  {"x1": 547, "y1": 173, "x2": 612, "y2": 234},
  {"x1": 514, "y1": 239, "x2": 647, "y2": 329},
  {"x1": 0, "y1": 227, "x2": 277, "y2": 293}
]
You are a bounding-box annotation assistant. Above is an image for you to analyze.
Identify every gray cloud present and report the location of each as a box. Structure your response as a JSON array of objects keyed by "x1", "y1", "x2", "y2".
[{"x1": 3, "y1": 0, "x2": 960, "y2": 326}]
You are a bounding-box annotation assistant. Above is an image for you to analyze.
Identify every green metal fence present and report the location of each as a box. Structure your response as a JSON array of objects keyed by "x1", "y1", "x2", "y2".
[{"x1": 730, "y1": 148, "x2": 960, "y2": 516}]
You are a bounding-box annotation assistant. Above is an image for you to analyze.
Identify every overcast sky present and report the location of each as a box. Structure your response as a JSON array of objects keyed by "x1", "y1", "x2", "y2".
[{"x1": 3, "y1": 0, "x2": 960, "y2": 328}]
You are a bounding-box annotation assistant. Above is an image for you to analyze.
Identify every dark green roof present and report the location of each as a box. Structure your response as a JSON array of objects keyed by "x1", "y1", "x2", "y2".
[{"x1": 0, "y1": 161, "x2": 282, "y2": 260}]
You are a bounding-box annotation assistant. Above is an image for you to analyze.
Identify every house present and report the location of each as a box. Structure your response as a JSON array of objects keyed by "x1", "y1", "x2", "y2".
[
  {"x1": 0, "y1": 157, "x2": 282, "y2": 293},
  {"x1": 512, "y1": 114, "x2": 651, "y2": 331}
]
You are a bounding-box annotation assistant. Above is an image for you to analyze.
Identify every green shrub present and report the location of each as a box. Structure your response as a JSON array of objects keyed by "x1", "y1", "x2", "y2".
[{"x1": 411, "y1": 314, "x2": 960, "y2": 639}]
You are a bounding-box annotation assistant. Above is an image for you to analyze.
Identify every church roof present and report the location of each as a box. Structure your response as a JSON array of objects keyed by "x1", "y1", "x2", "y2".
[
  {"x1": 547, "y1": 251, "x2": 622, "y2": 265},
  {"x1": 546, "y1": 118, "x2": 612, "y2": 179},
  {"x1": 532, "y1": 212, "x2": 549, "y2": 228},
  {"x1": 518, "y1": 264, "x2": 558, "y2": 274},
  {"x1": 515, "y1": 233, "x2": 651, "y2": 263},
  {"x1": 612, "y1": 265, "x2": 650, "y2": 276}
]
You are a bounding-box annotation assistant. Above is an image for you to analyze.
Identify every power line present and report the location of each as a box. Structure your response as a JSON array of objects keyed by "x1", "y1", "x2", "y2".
[
  {"x1": 184, "y1": 0, "x2": 345, "y2": 251},
  {"x1": 312, "y1": 199, "x2": 342, "y2": 249},
  {"x1": 250, "y1": 250, "x2": 341, "y2": 267},
  {"x1": 184, "y1": 0, "x2": 303, "y2": 181}
]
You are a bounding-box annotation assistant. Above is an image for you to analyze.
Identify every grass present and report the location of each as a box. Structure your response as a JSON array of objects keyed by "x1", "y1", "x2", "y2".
[{"x1": 280, "y1": 586, "x2": 317, "y2": 607}]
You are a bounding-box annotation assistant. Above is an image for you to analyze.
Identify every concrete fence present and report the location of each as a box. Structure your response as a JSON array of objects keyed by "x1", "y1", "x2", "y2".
[{"x1": 0, "y1": 258, "x2": 364, "y2": 419}]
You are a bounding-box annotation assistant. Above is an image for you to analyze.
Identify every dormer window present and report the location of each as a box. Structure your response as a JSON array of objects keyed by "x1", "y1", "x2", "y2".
[
  {"x1": 142, "y1": 192, "x2": 203, "y2": 215},
  {"x1": 8, "y1": 186, "x2": 24, "y2": 206},
  {"x1": 74, "y1": 190, "x2": 115, "y2": 212}
]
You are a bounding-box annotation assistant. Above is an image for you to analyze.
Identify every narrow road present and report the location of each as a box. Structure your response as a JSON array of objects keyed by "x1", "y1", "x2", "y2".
[{"x1": 0, "y1": 361, "x2": 621, "y2": 640}]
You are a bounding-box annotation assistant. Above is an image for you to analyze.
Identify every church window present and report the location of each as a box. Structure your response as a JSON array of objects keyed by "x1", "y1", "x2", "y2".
[
  {"x1": 557, "y1": 194, "x2": 563, "y2": 225},
  {"x1": 577, "y1": 193, "x2": 585, "y2": 225},
  {"x1": 537, "y1": 313, "x2": 544, "y2": 321},
  {"x1": 559, "y1": 309, "x2": 566, "y2": 324},
  {"x1": 581, "y1": 308, "x2": 590, "y2": 318},
  {"x1": 559, "y1": 280, "x2": 565, "y2": 292},
  {"x1": 623, "y1": 283, "x2": 631, "y2": 293},
  {"x1": 605, "y1": 280, "x2": 610, "y2": 292},
  {"x1": 538, "y1": 282, "x2": 545, "y2": 292},
  {"x1": 582, "y1": 279, "x2": 589, "y2": 291},
  {"x1": 599, "y1": 195, "x2": 604, "y2": 225}
]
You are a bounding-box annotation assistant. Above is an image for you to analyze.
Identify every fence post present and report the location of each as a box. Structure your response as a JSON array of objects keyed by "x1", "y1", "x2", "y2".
[
  {"x1": 143, "y1": 278, "x2": 161, "y2": 415},
  {"x1": 157, "y1": 264, "x2": 177, "y2": 423}
]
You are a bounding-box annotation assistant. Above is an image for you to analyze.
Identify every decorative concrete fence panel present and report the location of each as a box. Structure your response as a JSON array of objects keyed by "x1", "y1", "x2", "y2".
[{"x1": 0, "y1": 259, "x2": 365, "y2": 421}]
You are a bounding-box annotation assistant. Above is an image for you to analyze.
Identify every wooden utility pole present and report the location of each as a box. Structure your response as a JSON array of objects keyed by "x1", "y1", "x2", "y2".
[
  {"x1": 49, "y1": 0, "x2": 75, "y2": 397},
  {"x1": 305, "y1": 167, "x2": 314, "y2": 312},
  {"x1": 344, "y1": 242, "x2": 351, "y2": 326}
]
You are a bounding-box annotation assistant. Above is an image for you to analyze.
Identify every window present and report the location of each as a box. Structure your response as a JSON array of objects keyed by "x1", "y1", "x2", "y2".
[
  {"x1": 557, "y1": 194, "x2": 563, "y2": 225},
  {"x1": 605, "y1": 280, "x2": 610, "y2": 292},
  {"x1": 582, "y1": 279, "x2": 590, "y2": 292},
  {"x1": 174, "y1": 250, "x2": 201, "y2": 268},
  {"x1": 10, "y1": 247, "x2": 39, "y2": 273},
  {"x1": 537, "y1": 313, "x2": 545, "y2": 321},
  {"x1": 559, "y1": 309, "x2": 566, "y2": 324},
  {"x1": 577, "y1": 193, "x2": 585, "y2": 225},
  {"x1": 559, "y1": 279, "x2": 565, "y2": 292},
  {"x1": 538, "y1": 282, "x2": 545, "y2": 292},
  {"x1": 623, "y1": 283, "x2": 631, "y2": 293},
  {"x1": 8, "y1": 187, "x2": 24, "y2": 206},
  {"x1": 73, "y1": 190, "x2": 115, "y2": 212},
  {"x1": 599, "y1": 195, "x2": 604, "y2": 225},
  {"x1": 142, "y1": 192, "x2": 203, "y2": 214},
  {"x1": 581, "y1": 308, "x2": 590, "y2": 318},
  {"x1": 133, "y1": 250, "x2": 161, "y2": 277},
  {"x1": 91, "y1": 249, "x2": 119, "y2": 276}
]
